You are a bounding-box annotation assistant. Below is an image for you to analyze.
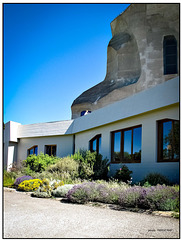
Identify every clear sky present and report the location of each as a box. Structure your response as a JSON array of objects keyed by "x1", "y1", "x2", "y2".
[{"x1": 3, "y1": 3, "x2": 130, "y2": 125}]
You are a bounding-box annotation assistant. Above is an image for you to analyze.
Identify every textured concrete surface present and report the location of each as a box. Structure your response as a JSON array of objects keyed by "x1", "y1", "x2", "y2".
[{"x1": 4, "y1": 189, "x2": 180, "y2": 238}]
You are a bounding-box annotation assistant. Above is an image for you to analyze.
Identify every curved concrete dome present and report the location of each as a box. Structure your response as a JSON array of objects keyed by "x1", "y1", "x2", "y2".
[{"x1": 71, "y1": 30, "x2": 141, "y2": 118}]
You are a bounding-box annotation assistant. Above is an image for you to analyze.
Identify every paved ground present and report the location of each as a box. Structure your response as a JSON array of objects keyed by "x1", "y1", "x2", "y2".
[{"x1": 4, "y1": 189, "x2": 180, "y2": 238}]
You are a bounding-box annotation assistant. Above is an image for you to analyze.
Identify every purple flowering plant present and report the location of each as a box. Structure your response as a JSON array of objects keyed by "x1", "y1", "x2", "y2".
[
  {"x1": 14, "y1": 175, "x2": 33, "y2": 187},
  {"x1": 66, "y1": 181, "x2": 179, "y2": 211}
]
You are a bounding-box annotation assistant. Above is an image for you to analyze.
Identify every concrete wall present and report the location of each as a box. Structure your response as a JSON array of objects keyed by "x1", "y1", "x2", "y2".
[
  {"x1": 4, "y1": 121, "x2": 21, "y2": 170},
  {"x1": 17, "y1": 135, "x2": 74, "y2": 165},
  {"x1": 71, "y1": 3, "x2": 179, "y2": 118},
  {"x1": 75, "y1": 104, "x2": 179, "y2": 183}
]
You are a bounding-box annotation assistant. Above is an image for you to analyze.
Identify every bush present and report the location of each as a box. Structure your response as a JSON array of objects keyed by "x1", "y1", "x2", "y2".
[
  {"x1": 145, "y1": 185, "x2": 179, "y2": 211},
  {"x1": 93, "y1": 154, "x2": 110, "y2": 180},
  {"x1": 114, "y1": 165, "x2": 133, "y2": 183},
  {"x1": 23, "y1": 152, "x2": 59, "y2": 172},
  {"x1": 31, "y1": 191, "x2": 51, "y2": 198},
  {"x1": 3, "y1": 171, "x2": 16, "y2": 188},
  {"x1": 31, "y1": 178, "x2": 64, "y2": 197},
  {"x1": 47, "y1": 157, "x2": 79, "y2": 182},
  {"x1": 71, "y1": 150, "x2": 109, "y2": 180},
  {"x1": 66, "y1": 181, "x2": 179, "y2": 212},
  {"x1": 119, "y1": 186, "x2": 148, "y2": 208},
  {"x1": 14, "y1": 175, "x2": 33, "y2": 188},
  {"x1": 71, "y1": 150, "x2": 96, "y2": 179},
  {"x1": 118, "y1": 185, "x2": 179, "y2": 211},
  {"x1": 67, "y1": 182, "x2": 129, "y2": 204},
  {"x1": 18, "y1": 179, "x2": 42, "y2": 191},
  {"x1": 52, "y1": 184, "x2": 75, "y2": 197},
  {"x1": 141, "y1": 173, "x2": 170, "y2": 186},
  {"x1": 67, "y1": 183, "x2": 95, "y2": 203}
]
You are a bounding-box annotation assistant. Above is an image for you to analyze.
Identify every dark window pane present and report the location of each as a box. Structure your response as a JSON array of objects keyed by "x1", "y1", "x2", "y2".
[
  {"x1": 165, "y1": 65, "x2": 177, "y2": 74},
  {"x1": 165, "y1": 45, "x2": 177, "y2": 55},
  {"x1": 173, "y1": 121, "x2": 179, "y2": 159},
  {"x1": 29, "y1": 148, "x2": 34, "y2": 155},
  {"x1": 165, "y1": 38, "x2": 176, "y2": 45},
  {"x1": 98, "y1": 137, "x2": 101, "y2": 154},
  {"x1": 163, "y1": 121, "x2": 172, "y2": 160},
  {"x1": 45, "y1": 146, "x2": 51, "y2": 155},
  {"x1": 81, "y1": 110, "x2": 91, "y2": 116},
  {"x1": 166, "y1": 55, "x2": 177, "y2": 65},
  {"x1": 52, "y1": 146, "x2": 56, "y2": 156},
  {"x1": 164, "y1": 36, "x2": 177, "y2": 74},
  {"x1": 92, "y1": 139, "x2": 97, "y2": 152},
  {"x1": 81, "y1": 111, "x2": 86, "y2": 116},
  {"x1": 133, "y1": 127, "x2": 142, "y2": 160},
  {"x1": 34, "y1": 146, "x2": 38, "y2": 155},
  {"x1": 114, "y1": 132, "x2": 121, "y2": 152},
  {"x1": 124, "y1": 130, "x2": 132, "y2": 160},
  {"x1": 113, "y1": 132, "x2": 121, "y2": 161}
]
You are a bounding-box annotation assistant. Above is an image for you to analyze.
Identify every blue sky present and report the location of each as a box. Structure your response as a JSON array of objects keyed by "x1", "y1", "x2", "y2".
[{"x1": 4, "y1": 3, "x2": 130, "y2": 125}]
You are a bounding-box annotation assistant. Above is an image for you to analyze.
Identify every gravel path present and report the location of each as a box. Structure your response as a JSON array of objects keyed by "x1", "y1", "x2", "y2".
[{"x1": 4, "y1": 189, "x2": 180, "y2": 238}]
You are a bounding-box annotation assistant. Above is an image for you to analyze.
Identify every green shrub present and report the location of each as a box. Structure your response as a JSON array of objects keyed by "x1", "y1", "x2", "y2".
[
  {"x1": 93, "y1": 154, "x2": 110, "y2": 180},
  {"x1": 95, "y1": 179, "x2": 129, "y2": 190},
  {"x1": 71, "y1": 150, "x2": 96, "y2": 179},
  {"x1": 31, "y1": 191, "x2": 51, "y2": 198},
  {"x1": 114, "y1": 165, "x2": 133, "y2": 183},
  {"x1": 3, "y1": 171, "x2": 16, "y2": 188},
  {"x1": 23, "y1": 152, "x2": 59, "y2": 172},
  {"x1": 141, "y1": 173, "x2": 170, "y2": 186},
  {"x1": 31, "y1": 179, "x2": 64, "y2": 198},
  {"x1": 47, "y1": 157, "x2": 79, "y2": 182},
  {"x1": 31, "y1": 178, "x2": 64, "y2": 197},
  {"x1": 71, "y1": 150, "x2": 109, "y2": 180}
]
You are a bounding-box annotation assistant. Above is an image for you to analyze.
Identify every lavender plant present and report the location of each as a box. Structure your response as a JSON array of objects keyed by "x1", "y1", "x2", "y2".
[
  {"x1": 66, "y1": 182, "x2": 179, "y2": 212},
  {"x1": 14, "y1": 175, "x2": 33, "y2": 187}
]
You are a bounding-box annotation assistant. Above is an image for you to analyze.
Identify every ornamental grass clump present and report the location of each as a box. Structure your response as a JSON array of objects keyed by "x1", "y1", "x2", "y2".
[
  {"x1": 18, "y1": 179, "x2": 42, "y2": 191},
  {"x1": 47, "y1": 157, "x2": 79, "y2": 182},
  {"x1": 3, "y1": 171, "x2": 17, "y2": 188}
]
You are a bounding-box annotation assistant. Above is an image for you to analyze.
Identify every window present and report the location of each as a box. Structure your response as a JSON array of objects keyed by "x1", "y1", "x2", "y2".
[
  {"x1": 45, "y1": 145, "x2": 56, "y2": 156},
  {"x1": 111, "y1": 125, "x2": 142, "y2": 163},
  {"x1": 90, "y1": 134, "x2": 101, "y2": 154},
  {"x1": 163, "y1": 35, "x2": 177, "y2": 75},
  {"x1": 157, "y1": 119, "x2": 179, "y2": 162},
  {"x1": 81, "y1": 110, "x2": 91, "y2": 116},
  {"x1": 27, "y1": 145, "x2": 38, "y2": 156}
]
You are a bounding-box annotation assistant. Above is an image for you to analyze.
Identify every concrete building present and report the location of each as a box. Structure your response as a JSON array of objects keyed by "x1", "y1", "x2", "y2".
[{"x1": 4, "y1": 4, "x2": 179, "y2": 183}]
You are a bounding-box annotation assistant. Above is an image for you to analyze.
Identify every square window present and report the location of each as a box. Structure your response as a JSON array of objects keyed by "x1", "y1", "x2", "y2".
[
  {"x1": 111, "y1": 125, "x2": 142, "y2": 163},
  {"x1": 45, "y1": 145, "x2": 56, "y2": 156}
]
